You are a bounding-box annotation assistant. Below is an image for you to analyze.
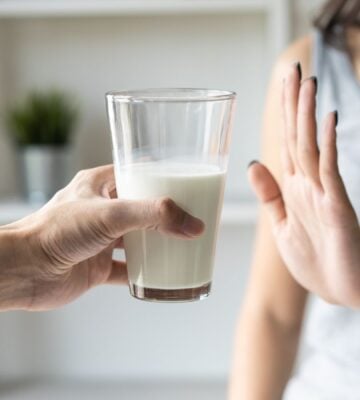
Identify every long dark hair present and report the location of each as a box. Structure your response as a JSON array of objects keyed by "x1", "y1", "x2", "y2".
[{"x1": 314, "y1": 0, "x2": 360, "y2": 49}]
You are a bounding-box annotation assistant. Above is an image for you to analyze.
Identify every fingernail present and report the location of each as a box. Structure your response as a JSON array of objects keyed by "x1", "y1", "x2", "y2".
[
  {"x1": 248, "y1": 160, "x2": 259, "y2": 169},
  {"x1": 302, "y1": 76, "x2": 318, "y2": 95},
  {"x1": 334, "y1": 110, "x2": 338, "y2": 127},
  {"x1": 312, "y1": 76, "x2": 318, "y2": 94},
  {"x1": 181, "y1": 215, "x2": 205, "y2": 236},
  {"x1": 310, "y1": 76, "x2": 318, "y2": 94},
  {"x1": 294, "y1": 61, "x2": 302, "y2": 80}
]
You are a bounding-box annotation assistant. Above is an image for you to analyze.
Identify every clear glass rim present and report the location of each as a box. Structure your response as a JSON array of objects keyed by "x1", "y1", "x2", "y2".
[{"x1": 106, "y1": 88, "x2": 236, "y2": 103}]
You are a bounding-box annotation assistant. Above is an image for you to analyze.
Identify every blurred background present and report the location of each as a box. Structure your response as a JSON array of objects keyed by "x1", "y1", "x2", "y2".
[{"x1": 0, "y1": 1, "x2": 323, "y2": 399}]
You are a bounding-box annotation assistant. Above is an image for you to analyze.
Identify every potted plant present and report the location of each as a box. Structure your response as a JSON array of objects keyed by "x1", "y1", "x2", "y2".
[{"x1": 6, "y1": 90, "x2": 78, "y2": 203}]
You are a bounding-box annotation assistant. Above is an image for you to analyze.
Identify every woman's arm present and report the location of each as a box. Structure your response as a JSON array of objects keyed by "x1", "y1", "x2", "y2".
[
  {"x1": 229, "y1": 220, "x2": 308, "y2": 400},
  {"x1": 228, "y1": 36, "x2": 312, "y2": 399}
]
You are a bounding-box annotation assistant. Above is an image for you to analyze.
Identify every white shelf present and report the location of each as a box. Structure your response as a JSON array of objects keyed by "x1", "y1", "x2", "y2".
[
  {"x1": 0, "y1": 199, "x2": 257, "y2": 225},
  {"x1": 0, "y1": 0, "x2": 267, "y2": 18}
]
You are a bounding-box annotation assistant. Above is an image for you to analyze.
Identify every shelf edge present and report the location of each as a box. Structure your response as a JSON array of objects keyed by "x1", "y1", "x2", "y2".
[{"x1": 0, "y1": 0, "x2": 268, "y2": 18}]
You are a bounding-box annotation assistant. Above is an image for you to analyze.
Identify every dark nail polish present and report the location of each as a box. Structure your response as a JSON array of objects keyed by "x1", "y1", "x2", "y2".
[
  {"x1": 311, "y1": 76, "x2": 318, "y2": 94},
  {"x1": 248, "y1": 160, "x2": 258, "y2": 169},
  {"x1": 295, "y1": 62, "x2": 302, "y2": 80},
  {"x1": 334, "y1": 110, "x2": 338, "y2": 127},
  {"x1": 303, "y1": 76, "x2": 318, "y2": 94}
]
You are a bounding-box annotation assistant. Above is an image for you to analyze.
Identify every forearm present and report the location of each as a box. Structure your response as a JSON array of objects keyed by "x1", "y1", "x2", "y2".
[
  {"x1": 229, "y1": 308, "x2": 301, "y2": 400},
  {"x1": 0, "y1": 226, "x2": 34, "y2": 311}
]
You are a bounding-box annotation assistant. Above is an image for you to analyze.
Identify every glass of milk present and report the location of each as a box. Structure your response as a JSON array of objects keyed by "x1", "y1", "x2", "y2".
[{"x1": 106, "y1": 89, "x2": 236, "y2": 302}]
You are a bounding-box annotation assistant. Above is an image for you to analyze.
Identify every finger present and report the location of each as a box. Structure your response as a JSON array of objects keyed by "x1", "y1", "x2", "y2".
[
  {"x1": 297, "y1": 77, "x2": 320, "y2": 183},
  {"x1": 72, "y1": 165, "x2": 115, "y2": 198},
  {"x1": 106, "y1": 260, "x2": 128, "y2": 285},
  {"x1": 319, "y1": 111, "x2": 348, "y2": 200},
  {"x1": 92, "y1": 165, "x2": 116, "y2": 198},
  {"x1": 281, "y1": 81, "x2": 295, "y2": 174},
  {"x1": 283, "y1": 62, "x2": 302, "y2": 171},
  {"x1": 248, "y1": 161, "x2": 286, "y2": 226},
  {"x1": 99, "y1": 197, "x2": 205, "y2": 240}
]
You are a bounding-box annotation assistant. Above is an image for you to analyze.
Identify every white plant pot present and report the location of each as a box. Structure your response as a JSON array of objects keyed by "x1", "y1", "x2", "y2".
[{"x1": 20, "y1": 145, "x2": 70, "y2": 204}]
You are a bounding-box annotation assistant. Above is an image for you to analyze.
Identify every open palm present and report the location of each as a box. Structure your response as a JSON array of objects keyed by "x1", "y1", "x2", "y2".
[{"x1": 249, "y1": 63, "x2": 360, "y2": 307}]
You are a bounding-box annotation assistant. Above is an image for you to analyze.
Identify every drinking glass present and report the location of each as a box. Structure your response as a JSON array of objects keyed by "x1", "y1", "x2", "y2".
[{"x1": 106, "y1": 89, "x2": 236, "y2": 302}]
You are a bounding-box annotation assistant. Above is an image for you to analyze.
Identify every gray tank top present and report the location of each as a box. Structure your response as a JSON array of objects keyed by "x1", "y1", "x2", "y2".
[{"x1": 284, "y1": 31, "x2": 360, "y2": 399}]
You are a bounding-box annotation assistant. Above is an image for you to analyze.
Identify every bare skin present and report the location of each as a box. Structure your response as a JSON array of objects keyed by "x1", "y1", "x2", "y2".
[
  {"x1": 230, "y1": 28, "x2": 360, "y2": 400},
  {"x1": 250, "y1": 29, "x2": 360, "y2": 307},
  {"x1": 0, "y1": 165, "x2": 204, "y2": 311},
  {"x1": 346, "y1": 27, "x2": 360, "y2": 80}
]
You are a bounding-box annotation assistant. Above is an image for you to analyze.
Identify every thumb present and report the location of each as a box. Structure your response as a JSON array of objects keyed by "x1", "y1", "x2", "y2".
[
  {"x1": 248, "y1": 161, "x2": 286, "y2": 226},
  {"x1": 99, "y1": 197, "x2": 205, "y2": 239}
]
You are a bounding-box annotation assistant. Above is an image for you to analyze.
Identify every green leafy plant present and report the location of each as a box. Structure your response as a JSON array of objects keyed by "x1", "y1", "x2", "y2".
[{"x1": 6, "y1": 90, "x2": 78, "y2": 147}]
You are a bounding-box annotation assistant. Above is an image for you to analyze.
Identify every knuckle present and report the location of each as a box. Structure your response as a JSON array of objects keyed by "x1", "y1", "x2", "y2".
[
  {"x1": 157, "y1": 197, "x2": 182, "y2": 225},
  {"x1": 321, "y1": 164, "x2": 333, "y2": 177},
  {"x1": 287, "y1": 127, "x2": 297, "y2": 142},
  {"x1": 73, "y1": 168, "x2": 95, "y2": 185},
  {"x1": 70, "y1": 169, "x2": 96, "y2": 197},
  {"x1": 158, "y1": 197, "x2": 176, "y2": 219},
  {"x1": 50, "y1": 188, "x2": 66, "y2": 203},
  {"x1": 74, "y1": 169, "x2": 89, "y2": 180},
  {"x1": 298, "y1": 108, "x2": 311, "y2": 119},
  {"x1": 298, "y1": 145, "x2": 314, "y2": 160}
]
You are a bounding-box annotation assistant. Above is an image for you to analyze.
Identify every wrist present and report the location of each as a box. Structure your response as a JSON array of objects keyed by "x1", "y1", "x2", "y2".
[{"x1": 0, "y1": 225, "x2": 35, "y2": 311}]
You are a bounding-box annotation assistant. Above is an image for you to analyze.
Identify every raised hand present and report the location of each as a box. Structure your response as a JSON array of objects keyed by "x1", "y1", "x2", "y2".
[{"x1": 248, "y1": 63, "x2": 360, "y2": 307}]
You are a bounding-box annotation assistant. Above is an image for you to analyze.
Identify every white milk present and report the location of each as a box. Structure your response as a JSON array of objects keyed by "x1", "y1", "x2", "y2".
[{"x1": 115, "y1": 162, "x2": 226, "y2": 290}]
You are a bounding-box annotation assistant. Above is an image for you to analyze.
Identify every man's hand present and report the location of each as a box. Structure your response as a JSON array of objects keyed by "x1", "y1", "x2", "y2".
[{"x1": 0, "y1": 165, "x2": 204, "y2": 311}]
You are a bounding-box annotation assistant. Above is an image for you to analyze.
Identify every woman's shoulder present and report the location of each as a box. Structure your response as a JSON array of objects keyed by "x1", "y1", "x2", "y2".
[
  {"x1": 272, "y1": 34, "x2": 313, "y2": 82},
  {"x1": 261, "y1": 34, "x2": 314, "y2": 175}
]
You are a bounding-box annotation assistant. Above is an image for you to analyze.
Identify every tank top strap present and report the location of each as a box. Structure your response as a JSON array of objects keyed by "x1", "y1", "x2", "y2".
[
  {"x1": 312, "y1": 30, "x2": 360, "y2": 124},
  {"x1": 312, "y1": 30, "x2": 360, "y2": 219}
]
